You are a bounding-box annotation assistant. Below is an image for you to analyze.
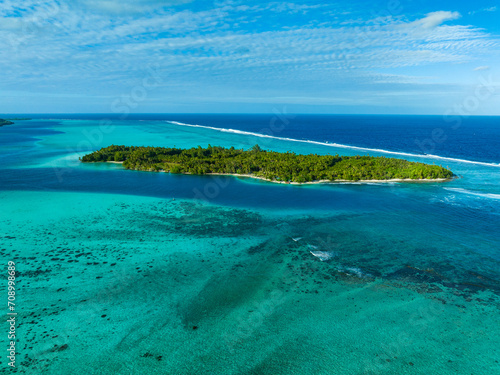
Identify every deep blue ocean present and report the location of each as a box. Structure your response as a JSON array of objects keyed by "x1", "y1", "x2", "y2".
[
  {"x1": 0, "y1": 114, "x2": 499, "y2": 374},
  {"x1": 5, "y1": 113, "x2": 499, "y2": 163}
]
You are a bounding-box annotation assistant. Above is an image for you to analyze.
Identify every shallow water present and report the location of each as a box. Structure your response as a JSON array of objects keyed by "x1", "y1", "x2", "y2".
[{"x1": 0, "y1": 116, "x2": 499, "y2": 374}]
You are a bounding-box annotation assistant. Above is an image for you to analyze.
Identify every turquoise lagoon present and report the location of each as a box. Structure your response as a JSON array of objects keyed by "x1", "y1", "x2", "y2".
[{"x1": 0, "y1": 117, "x2": 499, "y2": 374}]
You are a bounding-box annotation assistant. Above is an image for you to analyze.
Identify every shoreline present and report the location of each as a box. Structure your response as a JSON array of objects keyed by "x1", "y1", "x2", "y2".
[
  {"x1": 207, "y1": 173, "x2": 453, "y2": 184},
  {"x1": 87, "y1": 161, "x2": 453, "y2": 184}
]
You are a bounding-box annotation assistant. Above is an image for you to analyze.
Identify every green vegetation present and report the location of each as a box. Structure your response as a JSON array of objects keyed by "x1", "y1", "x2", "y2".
[
  {"x1": 0, "y1": 119, "x2": 14, "y2": 127},
  {"x1": 81, "y1": 145, "x2": 454, "y2": 182}
]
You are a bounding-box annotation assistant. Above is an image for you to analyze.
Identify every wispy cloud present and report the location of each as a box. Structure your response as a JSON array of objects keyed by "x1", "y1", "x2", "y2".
[
  {"x1": 75, "y1": 0, "x2": 195, "y2": 14},
  {"x1": 0, "y1": 1, "x2": 498, "y2": 113},
  {"x1": 410, "y1": 11, "x2": 461, "y2": 29},
  {"x1": 469, "y1": 6, "x2": 498, "y2": 15}
]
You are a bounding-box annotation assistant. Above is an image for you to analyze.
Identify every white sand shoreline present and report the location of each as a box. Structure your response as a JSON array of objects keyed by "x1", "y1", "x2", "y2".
[
  {"x1": 206, "y1": 173, "x2": 452, "y2": 184},
  {"x1": 89, "y1": 161, "x2": 453, "y2": 184}
]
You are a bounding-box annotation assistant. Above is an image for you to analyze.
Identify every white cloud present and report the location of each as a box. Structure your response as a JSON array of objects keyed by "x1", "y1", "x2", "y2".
[
  {"x1": 0, "y1": 2, "x2": 498, "y2": 113},
  {"x1": 0, "y1": 6, "x2": 496, "y2": 83},
  {"x1": 74, "y1": 0, "x2": 194, "y2": 14},
  {"x1": 411, "y1": 11, "x2": 461, "y2": 29},
  {"x1": 474, "y1": 66, "x2": 490, "y2": 71},
  {"x1": 469, "y1": 6, "x2": 497, "y2": 15},
  {"x1": 266, "y1": 2, "x2": 326, "y2": 14}
]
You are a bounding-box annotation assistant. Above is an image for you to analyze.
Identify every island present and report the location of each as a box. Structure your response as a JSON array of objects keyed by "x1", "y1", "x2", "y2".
[
  {"x1": 81, "y1": 145, "x2": 454, "y2": 183},
  {"x1": 0, "y1": 119, "x2": 14, "y2": 127}
]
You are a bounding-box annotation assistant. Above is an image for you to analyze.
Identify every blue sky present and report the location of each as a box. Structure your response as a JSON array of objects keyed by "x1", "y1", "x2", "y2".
[{"x1": 0, "y1": 0, "x2": 499, "y2": 114}]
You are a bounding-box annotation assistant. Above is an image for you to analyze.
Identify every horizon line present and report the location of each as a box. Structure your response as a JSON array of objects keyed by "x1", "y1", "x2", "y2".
[{"x1": 2, "y1": 113, "x2": 500, "y2": 117}]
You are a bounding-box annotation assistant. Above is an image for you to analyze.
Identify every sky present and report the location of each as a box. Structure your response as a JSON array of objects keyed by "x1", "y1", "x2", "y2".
[{"x1": 0, "y1": 0, "x2": 499, "y2": 114}]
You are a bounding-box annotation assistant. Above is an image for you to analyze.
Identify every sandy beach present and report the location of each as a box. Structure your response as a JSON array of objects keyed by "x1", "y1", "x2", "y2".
[
  {"x1": 205, "y1": 173, "x2": 452, "y2": 184},
  {"x1": 94, "y1": 161, "x2": 453, "y2": 184}
]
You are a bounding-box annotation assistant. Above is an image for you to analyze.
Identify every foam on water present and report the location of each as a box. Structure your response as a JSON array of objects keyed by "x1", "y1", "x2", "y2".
[
  {"x1": 168, "y1": 121, "x2": 500, "y2": 168},
  {"x1": 1, "y1": 117, "x2": 499, "y2": 374},
  {"x1": 344, "y1": 267, "x2": 369, "y2": 278},
  {"x1": 444, "y1": 187, "x2": 500, "y2": 200},
  {"x1": 309, "y1": 250, "x2": 336, "y2": 261},
  {"x1": 2, "y1": 189, "x2": 498, "y2": 374}
]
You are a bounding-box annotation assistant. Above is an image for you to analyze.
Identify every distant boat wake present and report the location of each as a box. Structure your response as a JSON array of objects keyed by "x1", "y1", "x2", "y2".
[{"x1": 167, "y1": 121, "x2": 500, "y2": 168}]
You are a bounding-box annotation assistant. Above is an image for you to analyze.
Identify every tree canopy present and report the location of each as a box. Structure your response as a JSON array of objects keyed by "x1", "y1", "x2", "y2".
[
  {"x1": 81, "y1": 145, "x2": 454, "y2": 182},
  {"x1": 0, "y1": 119, "x2": 14, "y2": 127}
]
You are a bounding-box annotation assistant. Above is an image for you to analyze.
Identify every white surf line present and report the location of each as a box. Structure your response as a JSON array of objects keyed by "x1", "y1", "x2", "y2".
[
  {"x1": 167, "y1": 121, "x2": 500, "y2": 168},
  {"x1": 444, "y1": 188, "x2": 500, "y2": 200}
]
